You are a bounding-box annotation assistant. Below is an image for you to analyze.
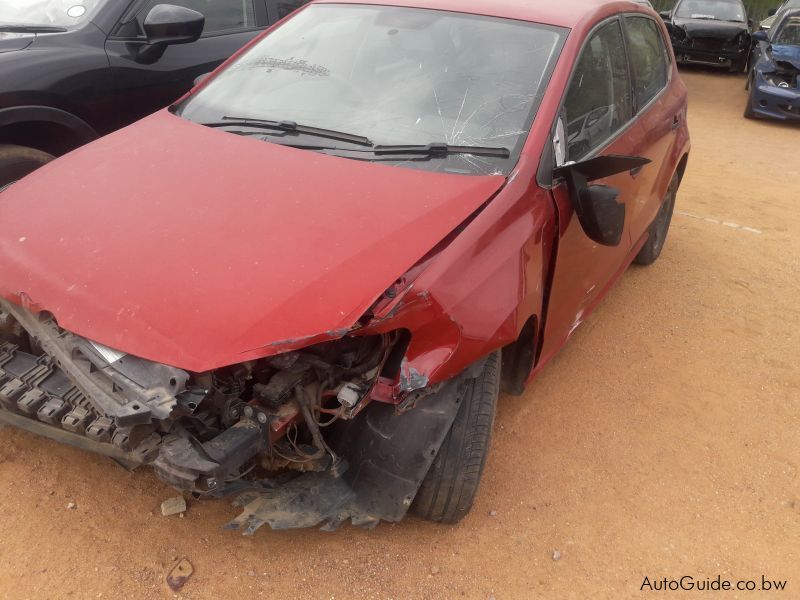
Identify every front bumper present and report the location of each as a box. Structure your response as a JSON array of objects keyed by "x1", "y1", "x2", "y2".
[
  {"x1": 0, "y1": 299, "x2": 467, "y2": 533},
  {"x1": 749, "y1": 79, "x2": 800, "y2": 121},
  {"x1": 673, "y1": 44, "x2": 747, "y2": 68}
]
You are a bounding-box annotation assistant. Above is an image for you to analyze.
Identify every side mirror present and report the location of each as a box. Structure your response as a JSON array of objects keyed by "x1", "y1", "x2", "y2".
[
  {"x1": 143, "y1": 4, "x2": 204, "y2": 45},
  {"x1": 193, "y1": 72, "x2": 211, "y2": 86},
  {"x1": 752, "y1": 30, "x2": 769, "y2": 43},
  {"x1": 554, "y1": 155, "x2": 651, "y2": 247},
  {"x1": 136, "y1": 5, "x2": 204, "y2": 64}
]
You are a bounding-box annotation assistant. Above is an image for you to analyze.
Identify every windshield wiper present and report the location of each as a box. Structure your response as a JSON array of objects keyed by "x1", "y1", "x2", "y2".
[
  {"x1": 0, "y1": 25, "x2": 68, "y2": 33},
  {"x1": 372, "y1": 143, "x2": 510, "y2": 158},
  {"x1": 204, "y1": 116, "x2": 373, "y2": 147}
]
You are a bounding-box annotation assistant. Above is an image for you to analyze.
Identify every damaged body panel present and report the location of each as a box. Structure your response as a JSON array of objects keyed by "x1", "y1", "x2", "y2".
[
  {"x1": 746, "y1": 12, "x2": 800, "y2": 120},
  {"x1": 0, "y1": 0, "x2": 690, "y2": 533},
  {"x1": 663, "y1": 0, "x2": 752, "y2": 71}
]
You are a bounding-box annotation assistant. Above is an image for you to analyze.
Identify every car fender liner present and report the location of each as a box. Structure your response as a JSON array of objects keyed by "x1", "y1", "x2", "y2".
[{"x1": 224, "y1": 371, "x2": 468, "y2": 534}]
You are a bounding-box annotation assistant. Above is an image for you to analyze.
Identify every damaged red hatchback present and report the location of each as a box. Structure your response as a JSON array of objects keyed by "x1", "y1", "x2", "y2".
[{"x1": 0, "y1": 0, "x2": 689, "y2": 533}]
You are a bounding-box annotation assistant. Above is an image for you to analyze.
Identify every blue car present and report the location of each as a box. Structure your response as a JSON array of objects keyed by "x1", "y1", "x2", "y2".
[{"x1": 745, "y1": 9, "x2": 800, "y2": 120}]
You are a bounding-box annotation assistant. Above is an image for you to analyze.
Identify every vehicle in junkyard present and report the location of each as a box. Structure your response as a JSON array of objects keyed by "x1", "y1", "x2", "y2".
[
  {"x1": 0, "y1": 0, "x2": 690, "y2": 534},
  {"x1": 760, "y1": 0, "x2": 800, "y2": 31},
  {"x1": 0, "y1": 0, "x2": 310, "y2": 187},
  {"x1": 660, "y1": 0, "x2": 752, "y2": 71},
  {"x1": 746, "y1": 9, "x2": 800, "y2": 119}
]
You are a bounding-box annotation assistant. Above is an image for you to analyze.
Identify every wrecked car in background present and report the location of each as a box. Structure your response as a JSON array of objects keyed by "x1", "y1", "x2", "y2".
[
  {"x1": 0, "y1": 0, "x2": 690, "y2": 534},
  {"x1": 660, "y1": 0, "x2": 752, "y2": 71},
  {"x1": 746, "y1": 9, "x2": 800, "y2": 119}
]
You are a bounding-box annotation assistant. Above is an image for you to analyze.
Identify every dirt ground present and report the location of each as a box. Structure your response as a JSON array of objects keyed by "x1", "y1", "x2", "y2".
[{"x1": 0, "y1": 71, "x2": 798, "y2": 600}]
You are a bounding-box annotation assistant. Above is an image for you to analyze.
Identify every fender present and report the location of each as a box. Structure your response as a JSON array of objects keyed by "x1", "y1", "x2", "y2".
[{"x1": 0, "y1": 105, "x2": 98, "y2": 144}]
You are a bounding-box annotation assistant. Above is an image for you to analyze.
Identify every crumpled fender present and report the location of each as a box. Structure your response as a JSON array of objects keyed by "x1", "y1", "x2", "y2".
[{"x1": 360, "y1": 168, "x2": 557, "y2": 387}]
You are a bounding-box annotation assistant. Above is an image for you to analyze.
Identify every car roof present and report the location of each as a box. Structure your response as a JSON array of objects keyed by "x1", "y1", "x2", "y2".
[{"x1": 313, "y1": 0, "x2": 649, "y2": 29}]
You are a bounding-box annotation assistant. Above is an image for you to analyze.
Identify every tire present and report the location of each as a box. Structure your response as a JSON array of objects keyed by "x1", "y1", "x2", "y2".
[
  {"x1": 0, "y1": 144, "x2": 54, "y2": 188},
  {"x1": 411, "y1": 350, "x2": 500, "y2": 524},
  {"x1": 634, "y1": 172, "x2": 679, "y2": 266}
]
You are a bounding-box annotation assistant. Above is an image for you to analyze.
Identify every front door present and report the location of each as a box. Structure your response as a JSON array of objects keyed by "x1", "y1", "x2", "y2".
[
  {"x1": 102, "y1": 0, "x2": 270, "y2": 132},
  {"x1": 539, "y1": 18, "x2": 642, "y2": 364}
]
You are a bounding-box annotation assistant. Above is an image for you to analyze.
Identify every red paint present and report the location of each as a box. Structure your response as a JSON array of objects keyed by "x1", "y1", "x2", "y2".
[
  {"x1": 0, "y1": 0, "x2": 690, "y2": 399},
  {"x1": 0, "y1": 112, "x2": 504, "y2": 372}
]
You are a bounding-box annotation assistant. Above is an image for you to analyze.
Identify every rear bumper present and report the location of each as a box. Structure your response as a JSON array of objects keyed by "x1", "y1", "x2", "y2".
[{"x1": 749, "y1": 79, "x2": 800, "y2": 121}]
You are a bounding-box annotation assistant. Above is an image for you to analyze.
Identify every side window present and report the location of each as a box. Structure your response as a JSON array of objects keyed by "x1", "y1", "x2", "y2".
[
  {"x1": 623, "y1": 17, "x2": 669, "y2": 110},
  {"x1": 132, "y1": 0, "x2": 257, "y2": 36},
  {"x1": 271, "y1": 0, "x2": 309, "y2": 20},
  {"x1": 563, "y1": 21, "x2": 633, "y2": 161}
]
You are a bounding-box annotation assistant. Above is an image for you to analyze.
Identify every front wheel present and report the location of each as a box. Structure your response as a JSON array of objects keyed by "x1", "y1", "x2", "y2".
[
  {"x1": 0, "y1": 144, "x2": 54, "y2": 188},
  {"x1": 634, "y1": 172, "x2": 679, "y2": 266},
  {"x1": 411, "y1": 351, "x2": 500, "y2": 524}
]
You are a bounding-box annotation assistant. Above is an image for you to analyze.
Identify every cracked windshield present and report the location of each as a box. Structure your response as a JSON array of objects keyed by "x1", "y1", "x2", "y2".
[{"x1": 177, "y1": 4, "x2": 565, "y2": 175}]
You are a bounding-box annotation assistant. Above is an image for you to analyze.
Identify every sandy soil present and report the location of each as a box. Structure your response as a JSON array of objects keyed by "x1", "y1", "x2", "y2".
[{"x1": 0, "y1": 71, "x2": 798, "y2": 600}]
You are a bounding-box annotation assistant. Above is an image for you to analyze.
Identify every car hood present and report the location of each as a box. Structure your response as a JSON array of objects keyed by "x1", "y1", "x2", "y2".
[
  {"x1": 770, "y1": 44, "x2": 800, "y2": 69},
  {"x1": 0, "y1": 110, "x2": 506, "y2": 372},
  {"x1": 673, "y1": 18, "x2": 748, "y2": 40},
  {"x1": 0, "y1": 33, "x2": 34, "y2": 53}
]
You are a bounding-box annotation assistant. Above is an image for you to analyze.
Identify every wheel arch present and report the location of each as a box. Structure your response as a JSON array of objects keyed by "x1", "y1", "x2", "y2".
[
  {"x1": 0, "y1": 106, "x2": 98, "y2": 157},
  {"x1": 500, "y1": 315, "x2": 538, "y2": 396},
  {"x1": 676, "y1": 152, "x2": 689, "y2": 184}
]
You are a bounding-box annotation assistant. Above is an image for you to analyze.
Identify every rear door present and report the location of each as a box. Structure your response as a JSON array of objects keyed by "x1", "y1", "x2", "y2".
[
  {"x1": 103, "y1": 0, "x2": 270, "y2": 130},
  {"x1": 620, "y1": 15, "x2": 677, "y2": 244}
]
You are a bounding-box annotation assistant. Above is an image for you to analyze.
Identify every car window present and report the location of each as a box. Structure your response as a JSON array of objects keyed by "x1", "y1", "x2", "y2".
[
  {"x1": 176, "y1": 4, "x2": 567, "y2": 176},
  {"x1": 624, "y1": 17, "x2": 669, "y2": 110},
  {"x1": 133, "y1": 0, "x2": 257, "y2": 35},
  {"x1": 774, "y1": 16, "x2": 800, "y2": 44},
  {"x1": 270, "y1": 0, "x2": 308, "y2": 19},
  {"x1": 675, "y1": 0, "x2": 746, "y2": 23},
  {"x1": 0, "y1": 0, "x2": 108, "y2": 30},
  {"x1": 563, "y1": 20, "x2": 633, "y2": 162}
]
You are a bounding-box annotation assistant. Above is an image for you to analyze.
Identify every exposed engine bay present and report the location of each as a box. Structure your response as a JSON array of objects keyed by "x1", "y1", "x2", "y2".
[
  {"x1": 0, "y1": 299, "x2": 465, "y2": 533},
  {"x1": 764, "y1": 60, "x2": 800, "y2": 90}
]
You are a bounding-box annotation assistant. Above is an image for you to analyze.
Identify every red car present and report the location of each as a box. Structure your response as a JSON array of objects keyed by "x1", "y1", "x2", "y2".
[{"x1": 0, "y1": 0, "x2": 689, "y2": 533}]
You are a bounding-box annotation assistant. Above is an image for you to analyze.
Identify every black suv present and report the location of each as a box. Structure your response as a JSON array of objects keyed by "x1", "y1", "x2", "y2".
[{"x1": 0, "y1": 0, "x2": 308, "y2": 186}]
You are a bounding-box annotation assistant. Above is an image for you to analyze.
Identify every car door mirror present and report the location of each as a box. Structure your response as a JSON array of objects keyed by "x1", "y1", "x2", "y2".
[
  {"x1": 143, "y1": 4, "x2": 204, "y2": 46},
  {"x1": 193, "y1": 72, "x2": 211, "y2": 86},
  {"x1": 554, "y1": 155, "x2": 651, "y2": 247},
  {"x1": 136, "y1": 5, "x2": 205, "y2": 64},
  {"x1": 752, "y1": 30, "x2": 769, "y2": 43}
]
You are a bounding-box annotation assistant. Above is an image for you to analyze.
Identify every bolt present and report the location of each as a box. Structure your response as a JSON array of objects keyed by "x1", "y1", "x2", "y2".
[
  {"x1": 257, "y1": 412, "x2": 267, "y2": 424},
  {"x1": 206, "y1": 478, "x2": 218, "y2": 489},
  {"x1": 243, "y1": 406, "x2": 253, "y2": 418},
  {"x1": 230, "y1": 408, "x2": 240, "y2": 418}
]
